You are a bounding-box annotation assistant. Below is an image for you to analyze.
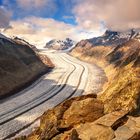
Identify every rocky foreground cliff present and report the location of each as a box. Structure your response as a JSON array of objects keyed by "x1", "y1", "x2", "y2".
[
  {"x1": 16, "y1": 31, "x2": 140, "y2": 140},
  {"x1": 17, "y1": 94, "x2": 140, "y2": 140},
  {"x1": 0, "y1": 34, "x2": 53, "y2": 99}
]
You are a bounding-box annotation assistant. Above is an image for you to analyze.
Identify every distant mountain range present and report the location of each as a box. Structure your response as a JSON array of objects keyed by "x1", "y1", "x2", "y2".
[
  {"x1": 87, "y1": 29, "x2": 140, "y2": 46},
  {"x1": 45, "y1": 38, "x2": 76, "y2": 50},
  {"x1": 45, "y1": 29, "x2": 140, "y2": 51}
]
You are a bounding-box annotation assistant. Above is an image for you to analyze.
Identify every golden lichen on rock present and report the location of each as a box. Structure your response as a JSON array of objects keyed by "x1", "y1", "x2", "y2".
[
  {"x1": 99, "y1": 66, "x2": 140, "y2": 114},
  {"x1": 19, "y1": 94, "x2": 104, "y2": 140}
]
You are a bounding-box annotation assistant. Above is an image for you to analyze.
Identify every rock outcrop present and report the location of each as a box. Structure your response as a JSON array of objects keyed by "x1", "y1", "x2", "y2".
[
  {"x1": 19, "y1": 94, "x2": 105, "y2": 140},
  {"x1": 17, "y1": 94, "x2": 140, "y2": 140}
]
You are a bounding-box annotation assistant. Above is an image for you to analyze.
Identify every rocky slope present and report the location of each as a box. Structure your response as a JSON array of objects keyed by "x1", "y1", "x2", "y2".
[
  {"x1": 0, "y1": 34, "x2": 53, "y2": 99},
  {"x1": 71, "y1": 38, "x2": 140, "y2": 115},
  {"x1": 45, "y1": 38, "x2": 76, "y2": 50},
  {"x1": 17, "y1": 94, "x2": 140, "y2": 140},
  {"x1": 99, "y1": 40, "x2": 140, "y2": 114}
]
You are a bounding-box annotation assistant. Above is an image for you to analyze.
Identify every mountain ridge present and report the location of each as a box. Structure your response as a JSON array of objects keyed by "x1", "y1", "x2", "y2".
[
  {"x1": 45, "y1": 38, "x2": 76, "y2": 50},
  {"x1": 77, "y1": 29, "x2": 140, "y2": 47},
  {"x1": 0, "y1": 33, "x2": 53, "y2": 99}
]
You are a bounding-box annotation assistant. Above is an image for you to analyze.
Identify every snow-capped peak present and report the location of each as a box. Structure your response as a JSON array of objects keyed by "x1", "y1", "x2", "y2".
[
  {"x1": 88, "y1": 29, "x2": 140, "y2": 46},
  {"x1": 45, "y1": 38, "x2": 76, "y2": 50}
]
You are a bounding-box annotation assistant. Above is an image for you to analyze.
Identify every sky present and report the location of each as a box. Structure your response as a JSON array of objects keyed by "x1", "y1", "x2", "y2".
[{"x1": 0, "y1": 0, "x2": 140, "y2": 47}]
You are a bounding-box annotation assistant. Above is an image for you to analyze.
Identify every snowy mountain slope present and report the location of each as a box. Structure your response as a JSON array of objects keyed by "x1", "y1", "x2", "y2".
[
  {"x1": 88, "y1": 29, "x2": 140, "y2": 46},
  {"x1": 45, "y1": 38, "x2": 76, "y2": 50}
]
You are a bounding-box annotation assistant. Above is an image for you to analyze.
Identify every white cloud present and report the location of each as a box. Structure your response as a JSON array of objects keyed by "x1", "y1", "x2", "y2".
[
  {"x1": 63, "y1": 16, "x2": 74, "y2": 20},
  {"x1": 15, "y1": 0, "x2": 57, "y2": 16},
  {"x1": 0, "y1": 6, "x2": 12, "y2": 28},
  {"x1": 4, "y1": 16, "x2": 101, "y2": 48},
  {"x1": 16, "y1": 0, "x2": 47, "y2": 9},
  {"x1": 73, "y1": 0, "x2": 140, "y2": 31}
]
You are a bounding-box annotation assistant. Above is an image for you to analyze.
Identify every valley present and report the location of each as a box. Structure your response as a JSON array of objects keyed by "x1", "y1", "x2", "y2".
[
  {"x1": 1, "y1": 29, "x2": 140, "y2": 140},
  {"x1": 1, "y1": 0, "x2": 140, "y2": 139},
  {"x1": 0, "y1": 50, "x2": 106, "y2": 140}
]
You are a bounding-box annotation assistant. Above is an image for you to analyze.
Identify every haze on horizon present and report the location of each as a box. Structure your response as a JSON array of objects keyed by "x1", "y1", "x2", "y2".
[{"x1": 0, "y1": 0, "x2": 140, "y2": 47}]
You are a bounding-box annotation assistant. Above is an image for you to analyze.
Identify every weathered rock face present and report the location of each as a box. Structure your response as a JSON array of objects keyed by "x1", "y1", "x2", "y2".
[
  {"x1": 17, "y1": 94, "x2": 140, "y2": 140},
  {"x1": 52, "y1": 123, "x2": 115, "y2": 140},
  {"x1": 76, "y1": 123, "x2": 115, "y2": 140},
  {"x1": 0, "y1": 34, "x2": 53, "y2": 99},
  {"x1": 60, "y1": 97, "x2": 104, "y2": 128},
  {"x1": 16, "y1": 94, "x2": 140, "y2": 140},
  {"x1": 50, "y1": 112, "x2": 140, "y2": 140},
  {"x1": 114, "y1": 116, "x2": 140, "y2": 140},
  {"x1": 129, "y1": 132, "x2": 140, "y2": 140},
  {"x1": 24, "y1": 94, "x2": 104, "y2": 140}
]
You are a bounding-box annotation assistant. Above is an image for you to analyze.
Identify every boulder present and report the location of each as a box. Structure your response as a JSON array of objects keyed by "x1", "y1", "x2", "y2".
[{"x1": 27, "y1": 94, "x2": 104, "y2": 140}]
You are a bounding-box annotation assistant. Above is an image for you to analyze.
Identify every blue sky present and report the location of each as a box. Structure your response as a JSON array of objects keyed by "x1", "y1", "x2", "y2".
[
  {"x1": 0, "y1": 0, "x2": 105, "y2": 45},
  {"x1": 0, "y1": 0, "x2": 139, "y2": 47},
  {"x1": 0, "y1": 0, "x2": 77, "y2": 25}
]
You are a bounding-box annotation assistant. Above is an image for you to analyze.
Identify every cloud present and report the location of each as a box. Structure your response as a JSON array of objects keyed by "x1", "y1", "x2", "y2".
[
  {"x1": 63, "y1": 16, "x2": 74, "y2": 20},
  {"x1": 0, "y1": 6, "x2": 12, "y2": 28},
  {"x1": 3, "y1": 0, "x2": 57, "y2": 18},
  {"x1": 4, "y1": 16, "x2": 101, "y2": 47},
  {"x1": 16, "y1": 0, "x2": 57, "y2": 12},
  {"x1": 16, "y1": 0, "x2": 47, "y2": 9},
  {"x1": 73, "y1": 0, "x2": 140, "y2": 31}
]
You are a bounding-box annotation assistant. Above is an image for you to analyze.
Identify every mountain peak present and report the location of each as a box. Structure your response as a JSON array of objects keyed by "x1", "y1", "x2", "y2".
[
  {"x1": 45, "y1": 38, "x2": 76, "y2": 50},
  {"x1": 103, "y1": 30, "x2": 118, "y2": 37},
  {"x1": 88, "y1": 29, "x2": 140, "y2": 46}
]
